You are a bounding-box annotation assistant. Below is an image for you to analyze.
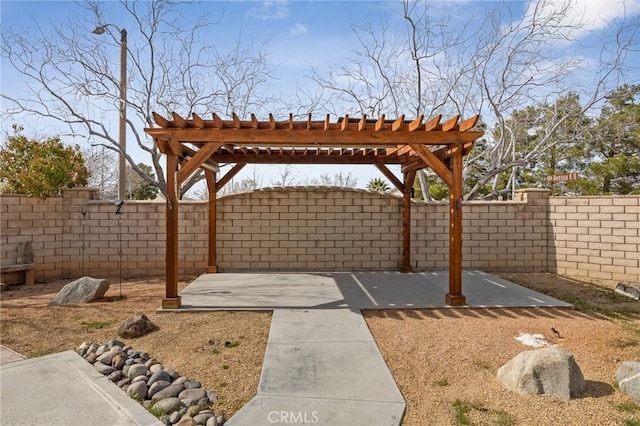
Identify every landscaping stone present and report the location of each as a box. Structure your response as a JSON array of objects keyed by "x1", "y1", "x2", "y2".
[
  {"x1": 617, "y1": 361, "x2": 640, "y2": 402},
  {"x1": 128, "y1": 364, "x2": 148, "y2": 379},
  {"x1": 94, "y1": 361, "x2": 116, "y2": 375},
  {"x1": 148, "y1": 380, "x2": 171, "y2": 398},
  {"x1": 179, "y1": 388, "x2": 206, "y2": 402},
  {"x1": 117, "y1": 312, "x2": 158, "y2": 338},
  {"x1": 49, "y1": 277, "x2": 110, "y2": 305},
  {"x1": 497, "y1": 347, "x2": 585, "y2": 400},
  {"x1": 153, "y1": 397, "x2": 182, "y2": 414},
  {"x1": 78, "y1": 340, "x2": 222, "y2": 426},
  {"x1": 127, "y1": 381, "x2": 148, "y2": 400}
]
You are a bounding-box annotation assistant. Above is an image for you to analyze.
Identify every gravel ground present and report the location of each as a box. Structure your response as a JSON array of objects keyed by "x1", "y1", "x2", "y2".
[
  {"x1": 365, "y1": 273, "x2": 640, "y2": 426},
  {"x1": 1, "y1": 272, "x2": 639, "y2": 424}
]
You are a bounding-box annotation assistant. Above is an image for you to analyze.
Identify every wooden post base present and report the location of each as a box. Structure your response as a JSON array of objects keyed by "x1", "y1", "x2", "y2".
[
  {"x1": 206, "y1": 265, "x2": 218, "y2": 273},
  {"x1": 445, "y1": 293, "x2": 466, "y2": 306},
  {"x1": 401, "y1": 265, "x2": 414, "y2": 273},
  {"x1": 162, "y1": 296, "x2": 181, "y2": 309}
]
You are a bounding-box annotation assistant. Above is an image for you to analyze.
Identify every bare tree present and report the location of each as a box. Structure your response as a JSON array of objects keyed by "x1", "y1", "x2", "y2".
[
  {"x1": 1, "y1": 0, "x2": 275, "y2": 198},
  {"x1": 308, "y1": 0, "x2": 639, "y2": 199},
  {"x1": 82, "y1": 146, "x2": 118, "y2": 199}
]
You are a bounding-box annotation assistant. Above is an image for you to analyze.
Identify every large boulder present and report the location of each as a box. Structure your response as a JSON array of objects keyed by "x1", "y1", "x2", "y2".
[
  {"x1": 118, "y1": 312, "x2": 158, "y2": 338},
  {"x1": 49, "y1": 277, "x2": 109, "y2": 306},
  {"x1": 497, "y1": 347, "x2": 585, "y2": 400},
  {"x1": 617, "y1": 361, "x2": 640, "y2": 402}
]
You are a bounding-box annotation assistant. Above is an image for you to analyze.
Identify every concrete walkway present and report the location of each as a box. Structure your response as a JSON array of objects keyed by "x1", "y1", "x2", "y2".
[
  {"x1": 0, "y1": 351, "x2": 162, "y2": 425},
  {"x1": 227, "y1": 309, "x2": 405, "y2": 425}
]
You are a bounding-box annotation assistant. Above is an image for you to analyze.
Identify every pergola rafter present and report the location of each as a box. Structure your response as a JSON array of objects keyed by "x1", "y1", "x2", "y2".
[{"x1": 145, "y1": 112, "x2": 483, "y2": 309}]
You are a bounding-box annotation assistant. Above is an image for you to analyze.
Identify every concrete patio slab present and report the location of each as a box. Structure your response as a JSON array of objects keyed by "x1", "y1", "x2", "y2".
[
  {"x1": 176, "y1": 270, "x2": 572, "y2": 311},
  {"x1": 0, "y1": 350, "x2": 162, "y2": 426}
]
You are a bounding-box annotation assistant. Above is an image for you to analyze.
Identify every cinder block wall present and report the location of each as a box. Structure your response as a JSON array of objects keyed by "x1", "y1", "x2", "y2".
[
  {"x1": 548, "y1": 195, "x2": 640, "y2": 282},
  {"x1": 217, "y1": 187, "x2": 402, "y2": 270},
  {"x1": 411, "y1": 189, "x2": 549, "y2": 272},
  {"x1": 1, "y1": 187, "x2": 638, "y2": 283}
]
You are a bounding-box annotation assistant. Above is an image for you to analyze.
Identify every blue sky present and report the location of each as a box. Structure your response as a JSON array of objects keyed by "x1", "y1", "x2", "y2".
[{"x1": 2, "y1": 0, "x2": 639, "y2": 192}]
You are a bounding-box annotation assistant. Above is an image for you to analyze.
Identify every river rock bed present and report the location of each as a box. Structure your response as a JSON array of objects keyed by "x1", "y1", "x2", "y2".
[{"x1": 77, "y1": 339, "x2": 225, "y2": 426}]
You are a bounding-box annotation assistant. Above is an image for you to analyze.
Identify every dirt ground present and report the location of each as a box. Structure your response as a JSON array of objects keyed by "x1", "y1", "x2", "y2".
[
  {"x1": 1, "y1": 272, "x2": 639, "y2": 425},
  {"x1": 0, "y1": 277, "x2": 271, "y2": 419},
  {"x1": 365, "y1": 272, "x2": 640, "y2": 426}
]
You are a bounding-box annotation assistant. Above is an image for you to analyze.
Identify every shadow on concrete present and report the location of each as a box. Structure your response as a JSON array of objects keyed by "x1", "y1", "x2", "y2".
[{"x1": 176, "y1": 271, "x2": 574, "y2": 313}]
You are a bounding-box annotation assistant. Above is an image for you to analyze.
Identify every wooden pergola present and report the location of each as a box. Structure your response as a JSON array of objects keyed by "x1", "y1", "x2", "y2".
[{"x1": 145, "y1": 112, "x2": 483, "y2": 309}]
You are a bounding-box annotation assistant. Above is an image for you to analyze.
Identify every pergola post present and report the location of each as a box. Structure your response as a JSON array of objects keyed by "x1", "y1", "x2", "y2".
[
  {"x1": 401, "y1": 170, "x2": 416, "y2": 272},
  {"x1": 205, "y1": 170, "x2": 218, "y2": 273},
  {"x1": 163, "y1": 149, "x2": 181, "y2": 309},
  {"x1": 446, "y1": 144, "x2": 465, "y2": 306}
]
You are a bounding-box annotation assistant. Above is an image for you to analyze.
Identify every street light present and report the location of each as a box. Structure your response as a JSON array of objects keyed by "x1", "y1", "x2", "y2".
[{"x1": 92, "y1": 24, "x2": 127, "y2": 201}]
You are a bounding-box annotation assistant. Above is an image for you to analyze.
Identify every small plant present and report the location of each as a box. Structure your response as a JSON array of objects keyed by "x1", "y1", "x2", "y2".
[
  {"x1": 625, "y1": 419, "x2": 640, "y2": 426},
  {"x1": 608, "y1": 339, "x2": 639, "y2": 349},
  {"x1": 474, "y1": 360, "x2": 492, "y2": 370},
  {"x1": 80, "y1": 320, "x2": 110, "y2": 330},
  {"x1": 220, "y1": 382, "x2": 227, "y2": 388},
  {"x1": 225, "y1": 340, "x2": 240, "y2": 348},
  {"x1": 211, "y1": 348, "x2": 220, "y2": 355},
  {"x1": 148, "y1": 405, "x2": 166, "y2": 418},
  {"x1": 433, "y1": 377, "x2": 449, "y2": 387},
  {"x1": 222, "y1": 364, "x2": 230, "y2": 370},
  {"x1": 453, "y1": 399, "x2": 473, "y2": 425},
  {"x1": 615, "y1": 401, "x2": 640, "y2": 413},
  {"x1": 494, "y1": 410, "x2": 517, "y2": 426}
]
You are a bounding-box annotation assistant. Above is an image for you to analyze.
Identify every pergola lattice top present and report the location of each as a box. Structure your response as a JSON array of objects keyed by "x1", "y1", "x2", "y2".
[
  {"x1": 145, "y1": 111, "x2": 484, "y2": 309},
  {"x1": 150, "y1": 112, "x2": 478, "y2": 167}
]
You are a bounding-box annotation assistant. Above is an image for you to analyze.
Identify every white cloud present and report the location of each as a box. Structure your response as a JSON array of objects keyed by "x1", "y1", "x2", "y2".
[
  {"x1": 290, "y1": 23, "x2": 308, "y2": 36},
  {"x1": 525, "y1": 0, "x2": 640, "y2": 37},
  {"x1": 248, "y1": 0, "x2": 290, "y2": 20}
]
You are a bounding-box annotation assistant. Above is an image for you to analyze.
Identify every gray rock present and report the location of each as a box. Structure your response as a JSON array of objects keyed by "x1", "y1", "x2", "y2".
[
  {"x1": 206, "y1": 391, "x2": 217, "y2": 404},
  {"x1": 132, "y1": 375, "x2": 148, "y2": 384},
  {"x1": 150, "y1": 364, "x2": 164, "y2": 374},
  {"x1": 148, "y1": 370, "x2": 172, "y2": 387},
  {"x1": 193, "y1": 413, "x2": 214, "y2": 425},
  {"x1": 186, "y1": 405, "x2": 202, "y2": 417},
  {"x1": 122, "y1": 345, "x2": 132, "y2": 353},
  {"x1": 184, "y1": 380, "x2": 201, "y2": 389},
  {"x1": 108, "y1": 339, "x2": 125, "y2": 349},
  {"x1": 94, "y1": 361, "x2": 116, "y2": 375},
  {"x1": 108, "y1": 370, "x2": 124, "y2": 382},
  {"x1": 617, "y1": 361, "x2": 640, "y2": 402},
  {"x1": 216, "y1": 416, "x2": 224, "y2": 426},
  {"x1": 97, "y1": 351, "x2": 115, "y2": 365},
  {"x1": 182, "y1": 399, "x2": 196, "y2": 408},
  {"x1": 127, "y1": 381, "x2": 148, "y2": 400},
  {"x1": 206, "y1": 416, "x2": 218, "y2": 426},
  {"x1": 143, "y1": 400, "x2": 153, "y2": 410},
  {"x1": 196, "y1": 397, "x2": 209, "y2": 407},
  {"x1": 165, "y1": 368, "x2": 180, "y2": 380},
  {"x1": 118, "y1": 312, "x2": 158, "y2": 338},
  {"x1": 85, "y1": 352, "x2": 98, "y2": 364},
  {"x1": 161, "y1": 415, "x2": 171, "y2": 425},
  {"x1": 49, "y1": 277, "x2": 110, "y2": 305},
  {"x1": 497, "y1": 347, "x2": 585, "y2": 400},
  {"x1": 152, "y1": 383, "x2": 185, "y2": 401},
  {"x1": 153, "y1": 397, "x2": 182, "y2": 414},
  {"x1": 174, "y1": 376, "x2": 188, "y2": 385},
  {"x1": 77, "y1": 341, "x2": 91, "y2": 356},
  {"x1": 148, "y1": 380, "x2": 171, "y2": 398},
  {"x1": 179, "y1": 388, "x2": 206, "y2": 402},
  {"x1": 96, "y1": 345, "x2": 109, "y2": 356},
  {"x1": 117, "y1": 378, "x2": 130, "y2": 388},
  {"x1": 128, "y1": 364, "x2": 148, "y2": 379},
  {"x1": 169, "y1": 411, "x2": 182, "y2": 424},
  {"x1": 140, "y1": 352, "x2": 150, "y2": 361},
  {"x1": 145, "y1": 358, "x2": 159, "y2": 368},
  {"x1": 175, "y1": 417, "x2": 196, "y2": 426}
]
